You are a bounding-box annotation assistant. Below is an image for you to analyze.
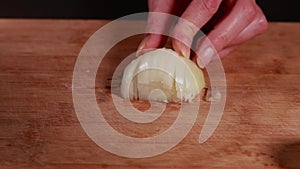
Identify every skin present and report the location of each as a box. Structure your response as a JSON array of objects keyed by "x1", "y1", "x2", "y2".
[{"x1": 136, "y1": 0, "x2": 268, "y2": 68}]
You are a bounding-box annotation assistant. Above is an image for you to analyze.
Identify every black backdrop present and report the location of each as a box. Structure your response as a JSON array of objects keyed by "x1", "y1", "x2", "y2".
[{"x1": 1, "y1": 0, "x2": 299, "y2": 21}]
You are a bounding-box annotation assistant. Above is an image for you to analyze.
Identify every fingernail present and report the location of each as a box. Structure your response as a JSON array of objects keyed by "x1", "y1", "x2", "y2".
[
  {"x1": 197, "y1": 47, "x2": 214, "y2": 68},
  {"x1": 180, "y1": 44, "x2": 190, "y2": 58},
  {"x1": 173, "y1": 40, "x2": 190, "y2": 58},
  {"x1": 136, "y1": 35, "x2": 150, "y2": 56}
]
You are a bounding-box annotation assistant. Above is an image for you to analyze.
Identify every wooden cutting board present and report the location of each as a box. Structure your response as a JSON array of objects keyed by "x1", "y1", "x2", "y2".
[{"x1": 0, "y1": 19, "x2": 299, "y2": 169}]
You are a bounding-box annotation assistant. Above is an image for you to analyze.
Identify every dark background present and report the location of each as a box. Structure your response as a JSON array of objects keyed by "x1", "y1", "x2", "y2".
[{"x1": 0, "y1": 0, "x2": 300, "y2": 21}]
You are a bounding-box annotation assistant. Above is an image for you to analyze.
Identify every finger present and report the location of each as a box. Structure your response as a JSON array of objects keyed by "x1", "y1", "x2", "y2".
[
  {"x1": 218, "y1": 46, "x2": 236, "y2": 58},
  {"x1": 191, "y1": 45, "x2": 236, "y2": 63},
  {"x1": 136, "y1": 34, "x2": 169, "y2": 56},
  {"x1": 227, "y1": 7, "x2": 268, "y2": 47},
  {"x1": 202, "y1": 8, "x2": 267, "y2": 60},
  {"x1": 195, "y1": 0, "x2": 257, "y2": 68},
  {"x1": 204, "y1": 6, "x2": 267, "y2": 60},
  {"x1": 172, "y1": 0, "x2": 223, "y2": 58},
  {"x1": 196, "y1": 11, "x2": 267, "y2": 62},
  {"x1": 137, "y1": 0, "x2": 190, "y2": 56}
]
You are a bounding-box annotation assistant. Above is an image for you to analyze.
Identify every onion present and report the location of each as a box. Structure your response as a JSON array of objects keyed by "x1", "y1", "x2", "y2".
[{"x1": 120, "y1": 48, "x2": 205, "y2": 103}]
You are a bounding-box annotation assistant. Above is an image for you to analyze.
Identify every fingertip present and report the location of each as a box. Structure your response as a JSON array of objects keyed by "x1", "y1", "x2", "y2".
[
  {"x1": 136, "y1": 34, "x2": 168, "y2": 56},
  {"x1": 136, "y1": 35, "x2": 150, "y2": 56},
  {"x1": 196, "y1": 47, "x2": 214, "y2": 68},
  {"x1": 171, "y1": 19, "x2": 197, "y2": 58},
  {"x1": 218, "y1": 46, "x2": 236, "y2": 58},
  {"x1": 196, "y1": 58, "x2": 205, "y2": 69},
  {"x1": 195, "y1": 39, "x2": 216, "y2": 68},
  {"x1": 172, "y1": 39, "x2": 190, "y2": 58}
]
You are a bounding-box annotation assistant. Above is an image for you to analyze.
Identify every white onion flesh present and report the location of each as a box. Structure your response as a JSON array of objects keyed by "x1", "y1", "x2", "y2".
[{"x1": 120, "y1": 48, "x2": 205, "y2": 103}]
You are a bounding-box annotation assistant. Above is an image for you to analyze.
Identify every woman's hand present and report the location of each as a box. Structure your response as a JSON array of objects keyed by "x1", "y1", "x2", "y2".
[{"x1": 137, "y1": 0, "x2": 268, "y2": 68}]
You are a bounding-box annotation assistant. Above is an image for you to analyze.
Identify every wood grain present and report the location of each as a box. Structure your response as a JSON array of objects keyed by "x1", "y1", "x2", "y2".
[{"x1": 0, "y1": 19, "x2": 299, "y2": 169}]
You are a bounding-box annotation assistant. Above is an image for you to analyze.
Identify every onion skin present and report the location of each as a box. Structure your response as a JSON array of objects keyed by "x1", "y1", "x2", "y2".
[{"x1": 121, "y1": 48, "x2": 205, "y2": 103}]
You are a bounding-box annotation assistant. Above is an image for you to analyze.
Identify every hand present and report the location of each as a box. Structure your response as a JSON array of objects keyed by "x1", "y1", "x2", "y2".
[{"x1": 137, "y1": 0, "x2": 268, "y2": 68}]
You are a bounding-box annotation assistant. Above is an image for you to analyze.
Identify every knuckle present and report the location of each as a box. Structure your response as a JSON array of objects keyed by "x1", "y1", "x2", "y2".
[
  {"x1": 181, "y1": 20, "x2": 199, "y2": 35},
  {"x1": 214, "y1": 33, "x2": 230, "y2": 49},
  {"x1": 174, "y1": 19, "x2": 199, "y2": 37},
  {"x1": 201, "y1": 0, "x2": 222, "y2": 16},
  {"x1": 242, "y1": 4, "x2": 257, "y2": 23}
]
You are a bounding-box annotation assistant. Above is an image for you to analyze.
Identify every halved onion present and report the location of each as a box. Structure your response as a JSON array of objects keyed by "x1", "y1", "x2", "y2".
[{"x1": 120, "y1": 48, "x2": 205, "y2": 103}]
